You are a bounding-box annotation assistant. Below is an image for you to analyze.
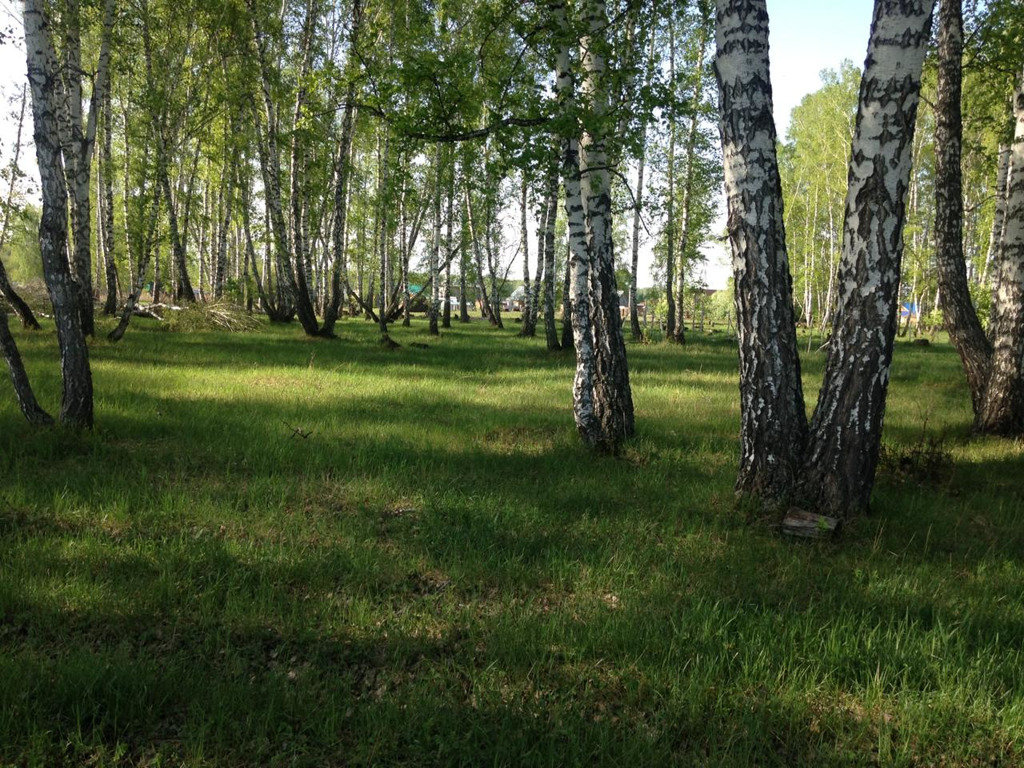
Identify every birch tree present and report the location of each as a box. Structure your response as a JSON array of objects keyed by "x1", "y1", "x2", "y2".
[
  {"x1": 554, "y1": 0, "x2": 634, "y2": 451},
  {"x1": 714, "y1": 0, "x2": 806, "y2": 500},
  {"x1": 931, "y1": 0, "x2": 1024, "y2": 435},
  {"x1": 716, "y1": 0, "x2": 935, "y2": 516},
  {"x1": 23, "y1": 0, "x2": 94, "y2": 427},
  {"x1": 59, "y1": 0, "x2": 116, "y2": 337}
]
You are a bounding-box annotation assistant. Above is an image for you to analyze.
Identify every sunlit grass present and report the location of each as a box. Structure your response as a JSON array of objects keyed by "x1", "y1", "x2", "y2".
[{"x1": 0, "y1": 313, "x2": 1021, "y2": 766}]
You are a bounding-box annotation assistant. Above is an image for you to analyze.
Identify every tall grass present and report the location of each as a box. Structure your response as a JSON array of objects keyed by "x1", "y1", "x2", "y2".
[{"x1": 0, "y1": 314, "x2": 1021, "y2": 766}]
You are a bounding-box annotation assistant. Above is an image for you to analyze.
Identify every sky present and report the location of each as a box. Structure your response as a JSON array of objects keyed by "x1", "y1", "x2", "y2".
[{"x1": 0, "y1": 0, "x2": 879, "y2": 291}]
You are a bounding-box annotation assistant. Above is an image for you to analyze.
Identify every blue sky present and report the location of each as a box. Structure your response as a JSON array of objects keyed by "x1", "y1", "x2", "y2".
[{"x1": 767, "y1": 0, "x2": 876, "y2": 135}]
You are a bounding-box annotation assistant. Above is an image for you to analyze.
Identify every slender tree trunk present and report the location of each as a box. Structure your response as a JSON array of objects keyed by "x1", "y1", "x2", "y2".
[
  {"x1": 0, "y1": 307, "x2": 52, "y2": 425},
  {"x1": 214, "y1": 159, "x2": 236, "y2": 300},
  {"x1": 519, "y1": 175, "x2": 535, "y2": 336},
  {"x1": 459, "y1": 198, "x2": 470, "y2": 323},
  {"x1": 0, "y1": 87, "x2": 40, "y2": 329},
  {"x1": 629, "y1": 36, "x2": 655, "y2": 343},
  {"x1": 664, "y1": 20, "x2": 678, "y2": 342},
  {"x1": 933, "y1": 0, "x2": 992, "y2": 420},
  {"x1": 715, "y1": 0, "x2": 807, "y2": 502},
  {"x1": 563, "y1": 136, "x2": 599, "y2": 443},
  {"x1": 464, "y1": 182, "x2": 495, "y2": 325},
  {"x1": 977, "y1": 77, "x2": 1024, "y2": 435},
  {"x1": 249, "y1": 5, "x2": 317, "y2": 334},
  {"x1": 673, "y1": 8, "x2": 711, "y2": 344},
  {"x1": 984, "y1": 145, "x2": 1011, "y2": 284},
  {"x1": 109, "y1": 180, "x2": 162, "y2": 342},
  {"x1": 429, "y1": 148, "x2": 443, "y2": 336},
  {"x1": 542, "y1": 159, "x2": 560, "y2": 350},
  {"x1": 797, "y1": 0, "x2": 935, "y2": 516},
  {"x1": 163, "y1": 164, "x2": 197, "y2": 304},
  {"x1": 23, "y1": 0, "x2": 93, "y2": 427},
  {"x1": 375, "y1": 130, "x2": 395, "y2": 345},
  {"x1": 987, "y1": 143, "x2": 1011, "y2": 339},
  {"x1": 100, "y1": 82, "x2": 118, "y2": 315},
  {"x1": 241, "y1": 173, "x2": 281, "y2": 319},
  {"x1": 64, "y1": 0, "x2": 115, "y2": 337},
  {"x1": 561, "y1": 246, "x2": 573, "y2": 350},
  {"x1": 484, "y1": 207, "x2": 505, "y2": 330},
  {"x1": 321, "y1": 56, "x2": 359, "y2": 336},
  {"x1": 629, "y1": 148, "x2": 646, "y2": 342},
  {"x1": 442, "y1": 173, "x2": 454, "y2": 329},
  {"x1": 399, "y1": 188, "x2": 411, "y2": 326}
]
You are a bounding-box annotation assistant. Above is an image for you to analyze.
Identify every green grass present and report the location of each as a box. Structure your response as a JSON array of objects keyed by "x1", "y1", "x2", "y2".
[{"x1": 1, "y1": 314, "x2": 1022, "y2": 767}]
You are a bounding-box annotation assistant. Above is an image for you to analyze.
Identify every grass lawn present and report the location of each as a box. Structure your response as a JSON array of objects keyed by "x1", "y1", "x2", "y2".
[{"x1": 1, "y1": 313, "x2": 1022, "y2": 766}]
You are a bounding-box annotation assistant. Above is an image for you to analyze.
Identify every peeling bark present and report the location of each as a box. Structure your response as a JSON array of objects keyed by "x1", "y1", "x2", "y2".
[
  {"x1": 542, "y1": 158, "x2": 560, "y2": 350},
  {"x1": 714, "y1": 0, "x2": 807, "y2": 502},
  {"x1": 0, "y1": 307, "x2": 52, "y2": 426},
  {"x1": 799, "y1": 0, "x2": 935, "y2": 516},
  {"x1": 23, "y1": 0, "x2": 93, "y2": 427},
  {"x1": 933, "y1": 0, "x2": 991, "y2": 420},
  {"x1": 977, "y1": 78, "x2": 1024, "y2": 435},
  {"x1": 100, "y1": 81, "x2": 118, "y2": 315}
]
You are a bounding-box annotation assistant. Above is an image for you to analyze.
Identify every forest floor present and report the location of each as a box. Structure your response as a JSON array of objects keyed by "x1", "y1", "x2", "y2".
[{"x1": 1, "y1": 311, "x2": 1022, "y2": 767}]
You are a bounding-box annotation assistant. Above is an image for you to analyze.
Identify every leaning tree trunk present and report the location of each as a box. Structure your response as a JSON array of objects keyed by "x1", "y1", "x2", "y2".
[
  {"x1": 977, "y1": 77, "x2": 1024, "y2": 436},
  {"x1": 0, "y1": 87, "x2": 41, "y2": 329},
  {"x1": 933, "y1": 0, "x2": 992, "y2": 420},
  {"x1": 23, "y1": 0, "x2": 93, "y2": 427},
  {"x1": 0, "y1": 307, "x2": 53, "y2": 425},
  {"x1": 0, "y1": 260, "x2": 39, "y2": 329},
  {"x1": 798, "y1": 0, "x2": 935, "y2": 517},
  {"x1": 714, "y1": 0, "x2": 807, "y2": 503}
]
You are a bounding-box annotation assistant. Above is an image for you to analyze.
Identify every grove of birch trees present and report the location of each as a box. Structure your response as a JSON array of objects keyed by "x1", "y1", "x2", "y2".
[{"x1": 2, "y1": 0, "x2": 1023, "y2": 521}]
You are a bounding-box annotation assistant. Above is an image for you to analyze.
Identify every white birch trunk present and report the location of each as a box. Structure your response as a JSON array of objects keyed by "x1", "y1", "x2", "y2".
[
  {"x1": 23, "y1": 0, "x2": 93, "y2": 426},
  {"x1": 714, "y1": 0, "x2": 807, "y2": 501},
  {"x1": 800, "y1": 0, "x2": 935, "y2": 516},
  {"x1": 978, "y1": 78, "x2": 1024, "y2": 435}
]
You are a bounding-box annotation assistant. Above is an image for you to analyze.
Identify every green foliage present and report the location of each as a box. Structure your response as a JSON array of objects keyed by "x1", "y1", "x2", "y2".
[
  {"x1": 779, "y1": 62, "x2": 860, "y2": 328},
  {"x1": 2, "y1": 204, "x2": 43, "y2": 283}
]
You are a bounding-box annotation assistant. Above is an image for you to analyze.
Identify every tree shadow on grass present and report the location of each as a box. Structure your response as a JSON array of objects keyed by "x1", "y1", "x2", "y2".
[{"x1": 2, "y1": 512, "x2": 1020, "y2": 767}]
